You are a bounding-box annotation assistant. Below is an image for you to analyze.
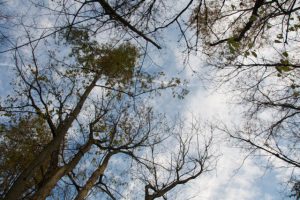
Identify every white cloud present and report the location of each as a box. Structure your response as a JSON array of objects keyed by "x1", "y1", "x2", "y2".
[{"x1": 168, "y1": 57, "x2": 283, "y2": 200}]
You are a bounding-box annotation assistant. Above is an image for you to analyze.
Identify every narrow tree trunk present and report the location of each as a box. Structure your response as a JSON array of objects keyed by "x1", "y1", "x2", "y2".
[
  {"x1": 74, "y1": 152, "x2": 114, "y2": 200},
  {"x1": 4, "y1": 76, "x2": 99, "y2": 200},
  {"x1": 31, "y1": 140, "x2": 94, "y2": 200},
  {"x1": 4, "y1": 132, "x2": 64, "y2": 200}
]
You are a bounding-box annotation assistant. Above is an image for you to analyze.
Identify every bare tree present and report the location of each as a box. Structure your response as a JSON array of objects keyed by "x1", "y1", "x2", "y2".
[
  {"x1": 0, "y1": 0, "x2": 208, "y2": 54},
  {"x1": 139, "y1": 121, "x2": 215, "y2": 200},
  {"x1": 187, "y1": 0, "x2": 300, "y2": 195}
]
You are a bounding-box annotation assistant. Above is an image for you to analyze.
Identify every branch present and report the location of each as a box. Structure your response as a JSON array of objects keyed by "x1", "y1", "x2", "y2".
[
  {"x1": 95, "y1": 0, "x2": 161, "y2": 49},
  {"x1": 210, "y1": 0, "x2": 265, "y2": 46}
]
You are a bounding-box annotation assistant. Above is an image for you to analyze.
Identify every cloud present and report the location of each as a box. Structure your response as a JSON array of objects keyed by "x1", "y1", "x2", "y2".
[{"x1": 172, "y1": 65, "x2": 283, "y2": 200}]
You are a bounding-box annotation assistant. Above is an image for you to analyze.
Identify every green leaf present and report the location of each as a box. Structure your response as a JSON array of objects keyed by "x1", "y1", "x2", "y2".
[
  {"x1": 251, "y1": 51, "x2": 257, "y2": 57},
  {"x1": 276, "y1": 65, "x2": 292, "y2": 73},
  {"x1": 274, "y1": 40, "x2": 282, "y2": 43},
  {"x1": 250, "y1": 15, "x2": 257, "y2": 22},
  {"x1": 280, "y1": 59, "x2": 290, "y2": 65},
  {"x1": 229, "y1": 45, "x2": 235, "y2": 53},
  {"x1": 275, "y1": 66, "x2": 282, "y2": 73},
  {"x1": 281, "y1": 66, "x2": 291, "y2": 72},
  {"x1": 282, "y1": 51, "x2": 289, "y2": 57},
  {"x1": 244, "y1": 51, "x2": 250, "y2": 57}
]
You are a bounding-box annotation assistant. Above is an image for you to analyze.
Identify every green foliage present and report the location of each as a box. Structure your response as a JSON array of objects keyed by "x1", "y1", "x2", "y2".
[
  {"x1": 0, "y1": 116, "x2": 51, "y2": 196},
  {"x1": 227, "y1": 37, "x2": 240, "y2": 54},
  {"x1": 251, "y1": 51, "x2": 257, "y2": 58},
  {"x1": 66, "y1": 29, "x2": 139, "y2": 85},
  {"x1": 275, "y1": 59, "x2": 293, "y2": 73},
  {"x1": 95, "y1": 43, "x2": 138, "y2": 84},
  {"x1": 282, "y1": 51, "x2": 289, "y2": 57}
]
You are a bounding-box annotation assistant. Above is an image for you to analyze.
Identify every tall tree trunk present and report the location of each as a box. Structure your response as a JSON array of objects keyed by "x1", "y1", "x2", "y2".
[
  {"x1": 4, "y1": 76, "x2": 99, "y2": 200},
  {"x1": 74, "y1": 152, "x2": 114, "y2": 200},
  {"x1": 31, "y1": 140, "x2": 94, "y2": 200}
]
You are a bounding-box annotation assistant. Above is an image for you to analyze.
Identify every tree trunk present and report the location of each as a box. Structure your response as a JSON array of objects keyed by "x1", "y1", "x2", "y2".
[
  {"x1": 74, "y1": 152, "x2": 114, "y2": 200},
  {"x1": 4, "y1": 76, "x2": 99, "y2": 200},
  {"x1": 31, "y1": 140, "x2": 94, "y2": 200}
]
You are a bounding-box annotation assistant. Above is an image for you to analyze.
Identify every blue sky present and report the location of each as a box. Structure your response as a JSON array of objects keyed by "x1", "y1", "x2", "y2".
[{"x1": 0, "y1": 0, "x2": 296, "y2": 199}]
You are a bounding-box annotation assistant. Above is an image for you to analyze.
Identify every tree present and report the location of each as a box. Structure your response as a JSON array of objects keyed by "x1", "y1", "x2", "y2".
[
  {"x1": 0, "y1": 116, "x2": 51, "y2": 198},
  {"x1": 2, "y1": 0, "x2": 299, "y2": 198},
  {"x1": 188, "y1": 0, "x2": 300, "y2": 195},
  {"x1": 0, "y1": 0, "x2": 207, "y2": 53},
  {"x1": 0, "y1": 27, "x2": 214, "y2": 200}
]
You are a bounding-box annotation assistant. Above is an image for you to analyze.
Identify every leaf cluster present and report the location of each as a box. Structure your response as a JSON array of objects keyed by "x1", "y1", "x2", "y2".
[
  {"x1": 66, "y1": 29, "x2": 139, "y2": 85},
  {"x1": 0, "y1": 116, "x2": 51, "y2": 197}
]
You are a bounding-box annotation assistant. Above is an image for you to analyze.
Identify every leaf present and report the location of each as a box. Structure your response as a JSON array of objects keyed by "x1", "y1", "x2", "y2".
[
  {"x1": 274, "y1": 40, "x2": 282, "y2": 43},
  {"x1": 276, "y1": 65, "x2": 292, "y2": 73},
  {"x1": 275, "y1": 66, "x2": 282, "y2": 73},
  {"x1": 289, "y1": 27, "x2": 295, "y2": 31},
  {"x1": 227, "y1": 37, "x2": 239, "y2": 53},
  {"x1": 251, "y1": 51, "x2": 257, "y2": 57},
  {"x1": 229, "y1": 45, "x2": 235, "y2": 53},
  {"x1": 244, "y1": 51, "x2": 250, "y2": 57},
  {"x1": 277, "y1": 34, "x2": 283, "y2": 39},
  {"x1": 282, "y1": 51, "x2": 289, "y2": 57},
  {"x1": 250, "y1": 15, "x2": 257, "y2": 22},
  {"x1": 280, "y1": 59, "x2": 290, "y2": 65},
  {"x1": 281, "y1": 66, "x2": 291, "y2": 72}
]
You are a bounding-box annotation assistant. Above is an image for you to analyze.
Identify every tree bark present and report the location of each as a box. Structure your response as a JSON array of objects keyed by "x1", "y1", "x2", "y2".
[
  {"x1": 31, "y1": 140, "x2": 94, "y2": 200},
  {"x1": 74, "y1": 152, "x2": 114, "y2": 200},
  {"x1": 4, "y1": 75, "x2": 99, "y2": 200}
]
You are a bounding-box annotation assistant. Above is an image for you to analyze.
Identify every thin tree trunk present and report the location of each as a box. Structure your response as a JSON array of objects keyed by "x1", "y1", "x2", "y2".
[
  {"x1": 31, "y1": 140, "x2": 94, "y2": 200},
  {"x1": 74, "y1": 152, "x2": 114, "y2": 200},
  {"x1": 4, "y1": 76, "x2": 99, "y2": 200}
]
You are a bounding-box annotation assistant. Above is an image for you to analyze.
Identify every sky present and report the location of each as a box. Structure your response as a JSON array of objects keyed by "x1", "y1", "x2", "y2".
[
  {"x1": 150, "y1": 33, "x2": 285, "y2": 199},
  {"x1": 0, "y1": 0, "x2": 296, "y2": 199}
]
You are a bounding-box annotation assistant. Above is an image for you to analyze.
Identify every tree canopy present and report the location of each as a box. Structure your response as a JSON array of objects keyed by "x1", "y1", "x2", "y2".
[{"x1": 0, "y1": 0, "x2": 299, "y2": 199}]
